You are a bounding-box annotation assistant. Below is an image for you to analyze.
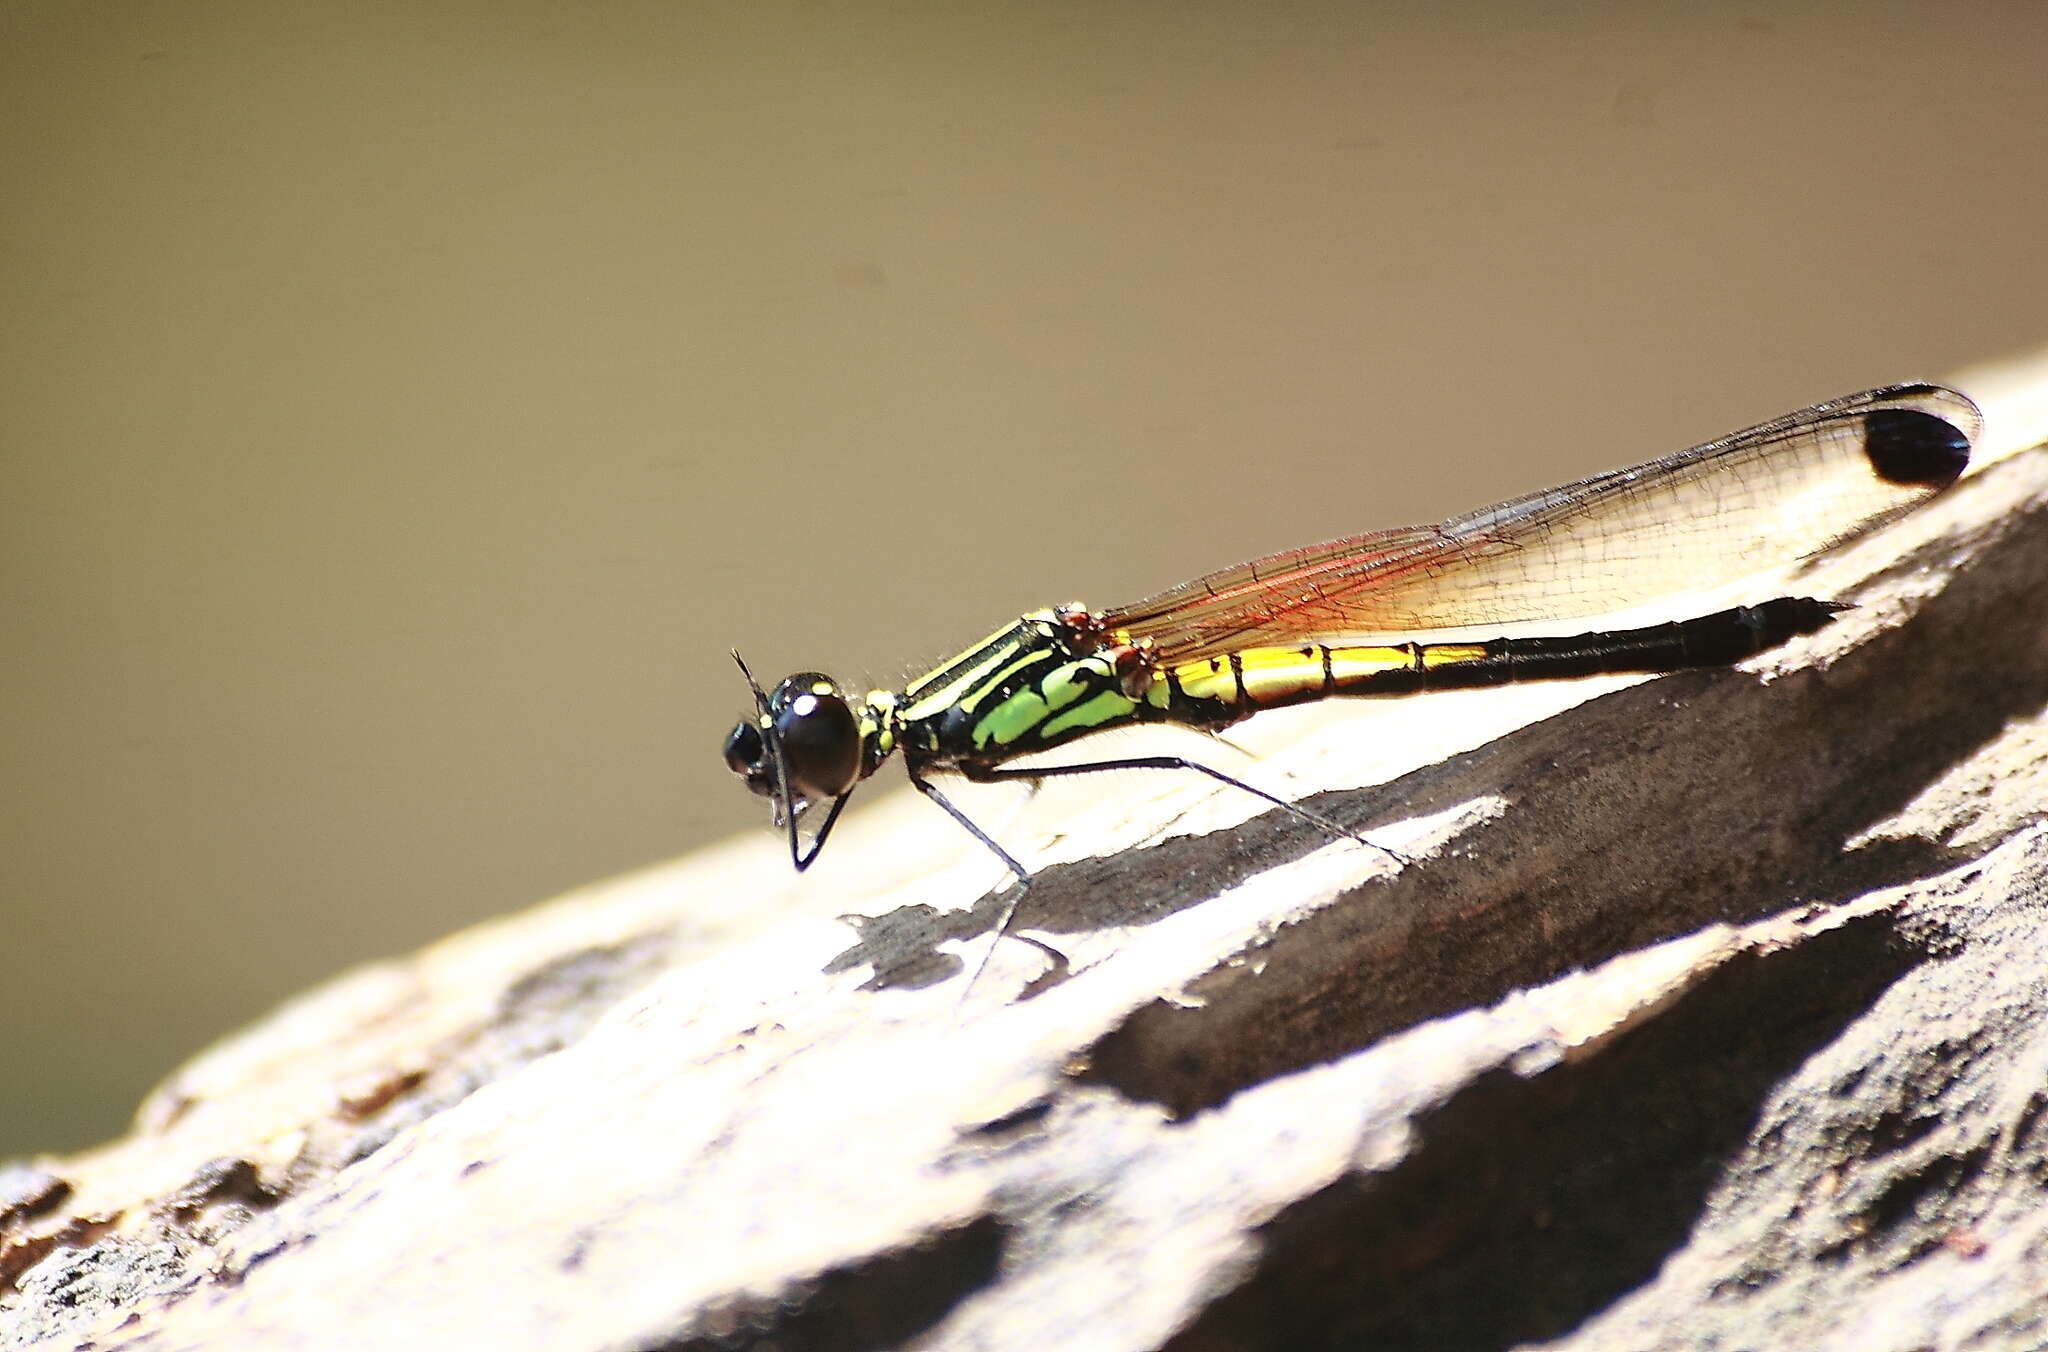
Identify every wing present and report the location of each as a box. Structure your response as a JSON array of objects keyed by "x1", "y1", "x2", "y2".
[{"x1": 1100, "y1": 383, "x2": 1980, "y2": 663}]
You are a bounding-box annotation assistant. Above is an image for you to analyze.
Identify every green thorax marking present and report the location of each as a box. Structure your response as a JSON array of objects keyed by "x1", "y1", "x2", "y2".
[{"x1": 874, "y1": 609, "x2": 1176, "y2": 769}]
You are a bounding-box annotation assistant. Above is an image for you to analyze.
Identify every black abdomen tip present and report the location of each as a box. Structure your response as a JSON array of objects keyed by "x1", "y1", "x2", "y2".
[{"x1": 1863, "y1": 407, "x2": 1972, "y2": 487}]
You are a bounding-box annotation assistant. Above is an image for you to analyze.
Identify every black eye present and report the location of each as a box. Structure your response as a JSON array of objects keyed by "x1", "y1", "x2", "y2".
[
  {"x1": 770, "y1": 675, "x2": 863, "y2": 800},
  {"x1": 723, "y1": 719, "x2": 768, "y2": 781},
  {"x1": 723, "y1": 719, "x2": 785, "y2": 799}
]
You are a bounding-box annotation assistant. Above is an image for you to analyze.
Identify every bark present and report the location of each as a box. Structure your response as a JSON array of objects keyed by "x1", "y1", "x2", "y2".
[{"x1": 5, "y1": 370, "x2": 2047, "y2": 1352}]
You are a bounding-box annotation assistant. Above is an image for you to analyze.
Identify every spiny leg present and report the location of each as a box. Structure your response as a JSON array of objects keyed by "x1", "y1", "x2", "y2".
[
  {"x1": 912, "y1": 753, "x2": 1406, "y2": 1007},
  {"x1": 906, "y1": 769, "x2": 1051, "y2": 1008},
  {"x1": 963, "y1": 754, "x2": 1409, "y2": 866}
]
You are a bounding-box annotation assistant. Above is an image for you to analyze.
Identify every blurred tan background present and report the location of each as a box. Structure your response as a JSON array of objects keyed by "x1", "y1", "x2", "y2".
[{"x1": 4, "y1": 0, "x2": 2046, "y2": 1156}]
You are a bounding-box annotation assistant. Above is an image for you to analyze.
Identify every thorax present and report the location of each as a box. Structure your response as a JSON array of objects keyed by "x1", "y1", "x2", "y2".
[{"x1": 886, "y1": 608, "x2": 1171, "y2": 769}]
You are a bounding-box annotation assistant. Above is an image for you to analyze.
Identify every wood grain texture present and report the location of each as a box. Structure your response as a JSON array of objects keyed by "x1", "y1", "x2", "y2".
[{"x1": 5, "y1": 361, "x2": 2048, "y2": 1352}]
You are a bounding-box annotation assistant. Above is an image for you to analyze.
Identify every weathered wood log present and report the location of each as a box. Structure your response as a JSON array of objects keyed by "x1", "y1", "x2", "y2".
[{"x1": 5, "y1": 364, "x2": 2047, "y2": 1352}]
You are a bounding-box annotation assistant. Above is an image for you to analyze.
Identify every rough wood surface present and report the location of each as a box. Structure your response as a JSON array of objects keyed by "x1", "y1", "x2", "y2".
[{"x1": 5, "y1": 366, "x2": 2048, "y2": 1352}]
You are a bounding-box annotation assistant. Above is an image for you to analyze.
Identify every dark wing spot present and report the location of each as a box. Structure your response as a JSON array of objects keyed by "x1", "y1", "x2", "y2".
[{"x1": 1862, "y1": 408, "x2": 1971, "y2": 487}]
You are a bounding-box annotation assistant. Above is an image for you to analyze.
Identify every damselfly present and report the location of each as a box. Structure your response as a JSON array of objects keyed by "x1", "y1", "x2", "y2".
[{"x1": 724, "y1": 383, "x2": 1979, "y2": 978}]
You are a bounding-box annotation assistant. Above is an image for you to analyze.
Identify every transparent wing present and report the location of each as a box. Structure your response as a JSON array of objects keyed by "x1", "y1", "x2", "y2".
[{"x1": 1102, "y1": 384, "x2": 1980, "y2": 663}]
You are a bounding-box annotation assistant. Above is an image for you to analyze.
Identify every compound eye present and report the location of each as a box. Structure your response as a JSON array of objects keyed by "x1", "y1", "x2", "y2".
[
  {"x1": 722, "y1": 719, "x2": 773, "y2": 796},
  {"x1": 770, "y1": 676, "x2": 863, "y2": 801}
]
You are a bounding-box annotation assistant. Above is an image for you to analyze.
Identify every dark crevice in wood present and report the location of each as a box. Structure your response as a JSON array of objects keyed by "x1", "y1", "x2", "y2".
[
  {"x1": 1158, "y1": 912, "x2": 1921, "y2": 1352},
  {"x1": 0, "y1": 1169, "x2": 70, "y2": 1234},
  {"x1": 644, "y1": 1215, "x2": 1008, "y2": 1352}
]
